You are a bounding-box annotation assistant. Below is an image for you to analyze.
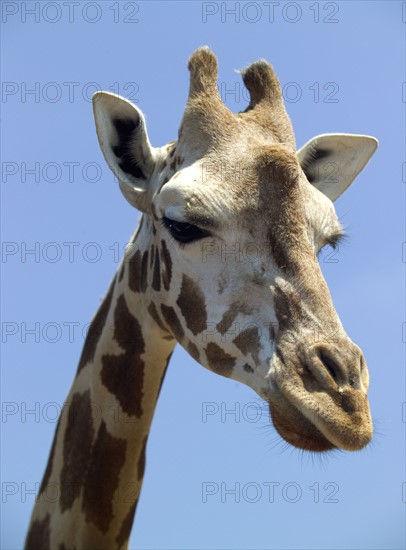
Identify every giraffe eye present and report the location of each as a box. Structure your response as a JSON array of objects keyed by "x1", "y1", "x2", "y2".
[
  {"x1": 317, "y1": 232, "x2": 346, "y2": 257},
  {"x1": 161, "y1": 216, "x2": 210, "y2": 244}
]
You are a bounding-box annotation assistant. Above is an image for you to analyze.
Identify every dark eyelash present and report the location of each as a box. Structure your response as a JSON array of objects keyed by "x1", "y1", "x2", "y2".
[
  {"x1": 160, "y1": 216, "x2": 210, "y2": 245},
  {"x1": 327, "y1": 233, "x2": 346, "y2": 249},
  {"x1": 317, "y1": 232, "x2": 347, "y2": 258}
]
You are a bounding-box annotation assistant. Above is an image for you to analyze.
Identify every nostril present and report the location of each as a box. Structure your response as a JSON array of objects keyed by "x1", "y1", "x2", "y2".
[
  {"x1": 319, "y1": 351, "x2": 340, "y2": 382},
  {"x1": 304, "y1": 343, "x2": 366, "y2": 391},
  {"x1": 304, "y1": 347, "x2": 344, "y2": 390}
]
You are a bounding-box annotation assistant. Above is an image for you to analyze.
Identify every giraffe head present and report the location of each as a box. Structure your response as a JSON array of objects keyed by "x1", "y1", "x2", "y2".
[{"x1": 93, "y1": 48, "x2": 377, "y2": 453}]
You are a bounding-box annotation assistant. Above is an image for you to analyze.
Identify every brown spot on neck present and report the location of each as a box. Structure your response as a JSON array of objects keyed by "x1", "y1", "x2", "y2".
[
  {"x1": 161, "y1": 305, "x2": 185, "y2": 342},
  {"x1": 233, "y1": 326, "x2": 262, "y2": 364},
  {"x1": 160, "y1": 240, "x2": 172, "y2": 291},
  {"x1": 216, "y1": 302, "x2": 253, "y2": 335},
  {"x1": 112, "y1": 294, "x2": 145, "y2": 353},
  {"x1": 101, "y1": 294, "x2": 146, "y2": 417},
  {"x1": 59, "y1": 390, "x2": 95, "y2": 512},
  {"x1": 140, "y1": 250, "x2": 149, "y2": 292},
  {"x1": 77, "y1": 279, "x2": 115, "y2": 373},
  {"x1": 205, "y1": 343, "x2": 236, "y2": 377},
  {"x1": 128, "y1": 249, "x2": 142, "y2": 292},
  {"x1": 147, "y1": 301, "x2": 170, "y2": 334},
  {"x1": 176, "y1": 274, "x2": 207, "y2": 336},
  {"x1": 82, "y1": 421, "x2": 127, "y2": 533},
  {"x1": 111, "y1": 437, "x2": 148, "y2": 545},
  {"x1": 25, "y1": 514, "x2": 51, "y2": 550},
  {"x1": 152, "y1": 248, "x2": 161, "y2": 291}
]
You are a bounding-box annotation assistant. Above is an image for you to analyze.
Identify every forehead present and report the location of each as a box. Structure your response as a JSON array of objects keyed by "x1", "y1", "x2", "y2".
[
  {"x1": 156, "y1": 155, "x2": 340, "y2": 236},
  {"x1": 157, "y1": 143, "x2": 292, "y2": 216},
  {"x1": 158, "y1": 162, "x2": 253, "y2": 217}
]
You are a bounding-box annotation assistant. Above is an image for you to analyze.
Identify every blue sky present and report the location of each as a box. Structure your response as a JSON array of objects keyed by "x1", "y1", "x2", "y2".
[{"x1": 1, "y1": 1, "x2": 405, "y2": 549}]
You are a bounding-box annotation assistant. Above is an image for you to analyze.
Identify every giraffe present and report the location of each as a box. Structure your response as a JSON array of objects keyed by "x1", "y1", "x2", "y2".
[{"x1": 25, "y1": 47, "x2": 377, "y2": 549}]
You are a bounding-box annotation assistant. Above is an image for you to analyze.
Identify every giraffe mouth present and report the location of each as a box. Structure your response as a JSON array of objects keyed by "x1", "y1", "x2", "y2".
[
  {"x1": 268, "y1": 352, "x2": 373, "y2": 452},
  {"x1": 268, "y1": 380, "x2": 335, "y2": 452}
]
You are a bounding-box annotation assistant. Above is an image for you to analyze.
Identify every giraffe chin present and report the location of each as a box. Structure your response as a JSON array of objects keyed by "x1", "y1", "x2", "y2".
[
  {"x1": 268, "y1": 388, "x2": 335, "y2": 452},
  {"x1": 268, "y1": 378, "x2": 373, "y2": 453}
]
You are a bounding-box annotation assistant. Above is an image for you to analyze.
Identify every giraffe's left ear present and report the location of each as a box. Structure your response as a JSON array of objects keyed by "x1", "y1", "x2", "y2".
[
  {"x1": 297, "y1": 134, "x2": 378, "y2": 202},
  {"x1": 92, "y1": 91, "x2": 158, "y2": 213}
]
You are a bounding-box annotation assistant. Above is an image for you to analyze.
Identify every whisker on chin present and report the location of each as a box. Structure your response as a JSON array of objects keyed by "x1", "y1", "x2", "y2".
[
  {"x1": 362, "y1": 417, "x2": 386, "y2": 453},
  {"x1": 254, "y1": 410, "x2": 344, "y2": 466}
]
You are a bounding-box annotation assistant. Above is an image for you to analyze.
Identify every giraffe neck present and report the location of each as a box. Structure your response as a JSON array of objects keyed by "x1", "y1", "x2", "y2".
[{"x1": 25, "y1": 217, "x2": 176, "y2": 549}]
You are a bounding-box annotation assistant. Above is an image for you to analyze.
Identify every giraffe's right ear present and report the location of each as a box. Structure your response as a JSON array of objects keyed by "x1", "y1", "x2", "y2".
[{"x1": 92, "y1": 92, "x2": 157, "y2": 213}]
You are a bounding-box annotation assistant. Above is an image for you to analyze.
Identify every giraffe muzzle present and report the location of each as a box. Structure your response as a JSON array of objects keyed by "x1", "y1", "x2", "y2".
[
  {"x1": 268, "y1": 338, "x2": 373, "y2": 452},
  {"x1": 302, "y1": 342, "x2": 369, "y2": 393}
]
